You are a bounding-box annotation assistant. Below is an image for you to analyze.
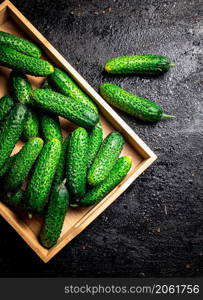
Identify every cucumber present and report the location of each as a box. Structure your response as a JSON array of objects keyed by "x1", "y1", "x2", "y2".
[
  {"x1": 100, "y1": 83, "x2": 174, "y2": 122},
  {"x1": 0, "y1": 104, "x2": 28, "y2": 169},
  {"x1": 0, "y1": 46, "x2": 54, "y2": 76},
  {"x1": 49, "y1": 68, "x2": 98, "y2": 113},
  {"x1": 31, "y1": 89, "x2": 99, "y2": 129},
  {"x1": 66, "y1": 128, "x2": 88, "y2": 198},
  {"x1": 41, "y1": 79, "x2": 52, "y2": 90},
  {"x1": 9, "y1": 71, "x2": 32, "y2": 104},
  {"x1": 87, "y1": 121, "x2": 103, "y2": 169},
  {"x1": 87, "y1": 132, "x2": 124, "y2": 186},
  {"x1": 40, "y1": 112, "x2": 62, "y2": 142},
  {"x1": 39, "y1": 180, "x2": 69, "y2": 248},
  {"x1": 79, "y1": 156, "x2": 132, "y2": 206},
  {"x1": 0, "y1": 31, "x2": 41, "y2": 58},
  {"x1": 52, "y1": 136, "x2": 69, "y2": 188},
  {"x1": 1, "y1": 189, "x2": 24, "y2": 209},
  {"x1": 0, "y1": 95, "x2": 14, "y2": 122},
  {"x1": 104, "y1": 55, "x2": 173, "y2": 75},
  {"x1": 23, "y1": 109, "x2": 39, "y2": 140},
  {"x1": 4, "y1": 137, "x2": 44, "y2": 191},
  {"x1": 0, "y1": 155, "x2": 14, "y2": 178},
  {"x1": 25, "y1": 138, "x2": 61, "y2": 215}
]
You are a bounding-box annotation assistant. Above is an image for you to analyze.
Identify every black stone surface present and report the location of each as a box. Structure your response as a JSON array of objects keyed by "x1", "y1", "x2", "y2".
[{"x1": 0, "y1": 0, "x2": 202, "y2": 277}]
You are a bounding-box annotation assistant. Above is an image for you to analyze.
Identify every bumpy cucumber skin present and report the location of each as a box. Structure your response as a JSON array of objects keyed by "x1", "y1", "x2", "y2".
[
  {"x1": 0, "y1": 46, "x2": 54, "y2": 76},
  {"x1": 4, "y1": 137, "x2": 44, "y2": 191},
  {"x1": 66, "y1": 128, "x2": 88, "y2": 198},
  {"x1": 40, "y1": 113, "x2": 62, "y2": 142},
  {"x1": 10, "y1": 71, "x2": 32, "y2": 104},
  {"x1": 23, "y1": 109, "x2": 39, "y2": 140},
  {"x1": 0, "y1": 31, "x2": 41, "y2": 58},
  {"x1": 0, "y1": 155, "x2": 14, "y2": 177},
  {"x1": 0, "y1": 95, "x2": 14, "y2": 122},
  {"x1": 79, "y1": 156, "x2": 132, "y2": 206},
  {"x1": 105, "y1": 55, "x2": 171, "y2": 75},
  {"x1": 42, "y1": 79, "x2": 52, "y2": 90},
  {"x1": 100, "y1": 83, "x2": 163, "y2": 122},
  {"x1": 0, "y1": 104, "x2": 28, "y2": 169},
  {"x1": 40, "y1": 182, "x2": 69, "y2": 248},
  {"x1": 87, "y1": 121, "x2": 103, "y2": 169},
  {"x1": 49, "y1": 68, "x2": 98, "y2": 113},
  {"x1": 52, "y1": 136, "x2": 69, "y2": 188},
  {"x1": 25, "y1": 138, "x2": 61, "y2": 214},
  {"x1": 1, "y1": 189, "x2": 24, "y2": 209},
  {"x1": 87, "y1": 132, "x2": 124, "y2": 186},
  {"x1": 31, "y1": 89, "x2": 99, "y2": 129}
]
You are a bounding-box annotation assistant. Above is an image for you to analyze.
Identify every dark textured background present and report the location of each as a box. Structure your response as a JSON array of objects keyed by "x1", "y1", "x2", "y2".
[{"x1": 0, "y1": 0, "x2": 202, "y2": 277}]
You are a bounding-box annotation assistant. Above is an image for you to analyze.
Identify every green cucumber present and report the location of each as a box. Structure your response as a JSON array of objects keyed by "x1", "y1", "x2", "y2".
[
  {"x1": 100, "y1": 83, "x2": 174, "y2": 122},
  {"x1": 52, "y1": 136, "x2": 69, "y2": 188},
  {"x1": 0, "y1": 95, "x2": 14, "y2": 122},
  {"x1": 0, "y1": 104, "x2": 28, "y2": 169},
  {"x1": 40, "y1": 112, "x2": 62, "y2": 142},
  {"x1": 0, "y1": 31, "x2": 41, "y2": 58},
  {"x1": 87, "y1": 132, "x2": 124, "y2": 186},
  {"x1": 49, "y1": 68, "x2": 98, "y2": 113},
  {"x1": 4, "y1": 137, "x2": 44, "y2": 191},
  {"x1": 87, "y1": 121, "x2": 103, "y2": 169},
  {"x1": 66, "y1": 128, "x2": 88, "y2": 198},
  {"x1": 9, "y1": 71, "x2": 32, "y2": 104},
  {"x1": 0, "y1": 155, "x2": 14, "y2": 178},
  {"x1": 25, "y1": 138, "x2": 61, "y2": 214},
  {"x1": 40, "y1": 180, "x2": 69, "y2": 248},
  {"x1": 0, "y1": 46, "x2": 54, "y2": 76},
  {"x1": 31, "y1": 89, "x2": 99, "y2": 129},
  {"x1": 104, "y1": 55, "x2": 173, "y2": 75},
  {"x1": 41, "y1": 79, "x2": 52, "y2": 90},
  {"x1": 23, "y1": 109, "x2": 39, "y2": 140},
  {"x1": 1, "y1": 189, "x2": 24, "y2": 209},
  {"x1": 79, "y1": 156, "x2": 132, "y2": 206}
]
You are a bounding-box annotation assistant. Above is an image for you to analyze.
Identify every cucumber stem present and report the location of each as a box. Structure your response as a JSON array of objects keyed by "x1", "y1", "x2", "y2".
[
  {"x1": 59, "y1": 178, "x2": 67, "y2": 188},
  {"x1": 170, "y1": 63, "x2": 176, "y2": 67},
  {"x1": 162, "y1": 113, "x2": 175, "y2": 119}
]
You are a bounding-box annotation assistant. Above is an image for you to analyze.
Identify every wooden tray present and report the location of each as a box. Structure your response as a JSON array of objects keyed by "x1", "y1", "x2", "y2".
[{"x1": 0, "y1": 0, "x2": 157, "y2": 263}]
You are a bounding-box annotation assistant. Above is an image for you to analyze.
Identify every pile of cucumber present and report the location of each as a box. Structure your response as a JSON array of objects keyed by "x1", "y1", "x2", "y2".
[{"x1": 0, "y1": 31, "x2": 133, "y2": 248}]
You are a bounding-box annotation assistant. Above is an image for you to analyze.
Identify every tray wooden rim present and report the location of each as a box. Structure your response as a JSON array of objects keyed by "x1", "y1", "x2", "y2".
[{"x1": 0, "y1": 0, "x2": 157, "y2": 263}]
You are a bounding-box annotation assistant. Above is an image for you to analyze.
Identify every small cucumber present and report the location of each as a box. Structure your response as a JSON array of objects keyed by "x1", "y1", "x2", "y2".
[
  {"x1": 0, "y1": 46, "x2": 54, "y2": 76},
  {"x1": 0, "y1": 104, "x2": 28, "y2": 169},
  {"x1": 39, "y1": 180, "x2": 69, "y2": 248},
  {"x1": 25, "y1": 138, "x2": 61, "y2": 215},
  {"x1": 52, "y1": 136, "x2": 69, "y2": 188},
  {"x1": 49, "y1": 68, "x2": 98, "y2": 113},
  {"x1": 9, "y1": 71, "x2": 32, "y2": 104},
  {"x1": 87, "y1": 132, "x2": 124, "y2": 186},
  {"x1": 0, "y1": 95, "x2": 14, "y2": 122},
  {"x1": 4, "y1": 137, "x2": 44, "y2": 191},
  {"x1": 0, "y1": 31, "x2": 42, "y2": 58},
  {"x1": 100, "y1": 83, "x2": 174, "y2": 122},
  {"x1": 87, "y1": 121, "x2": 103, "y2": 169},
  {"x1": 66, "y1": 128, "x2": 88, "y2": 198},
  {"x1": 1, "y1": 189, "x2": 24, "y2": 209},
  {"x1": 40, "y1": 112, "x2": 62, "y2": 142},
  {"x1": 23, "y1": 109, "x2": 39, "y2": 140},
  {"x1": 0, "y1": 155, "x2": 14, "y2": 178},
  {"x1": 79, "y1": 156, "x2": 132, "y2": 206},
  {"x1": 104, "y1": 55, "x2": 173, "y2": 75},
  {"x1": 31, "y1": 89, "x2": 99, "y2": 129}
]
